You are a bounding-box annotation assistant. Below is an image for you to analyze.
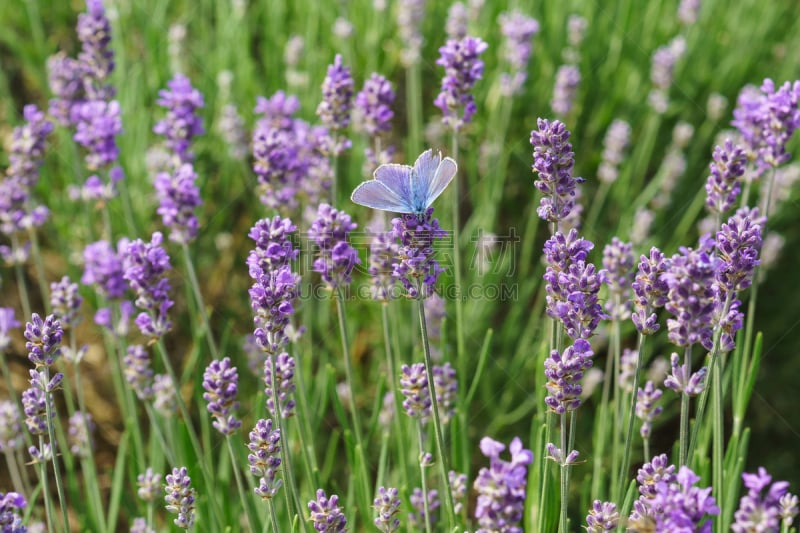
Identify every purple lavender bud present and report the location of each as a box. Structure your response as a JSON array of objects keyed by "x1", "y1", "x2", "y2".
[
  {"x1": 154, "y1": 163, "x2": 202, "y2": 244},
  {"x1": 137, "y1": 468, "x2": 162, "y2": 502},
  {"x1": 0, "y1": 308, "x2": 20, "y2": 352},
  {"x1": 585, "y1": 500, "x2": 620, "y2": 532},
  {"x1": 597, "y1": 119, "x2": 631, "y2": 184},
  {"x1": 0, "y1": 174, "x2": 49, "y2": 238},
  {"x1": 446, "y1": 2, "x2": 468, "y2": 39},
  {"x1": 473, "y1": 436, "x2": 533, "y2": 533},
  {"x1": 251, "y1": 121, "x2": 302, "y2": 210},
  {"x1": 355, "y1": 74, "x2": 395, "y2": 137},
  {"x1": 716, "y1": 206, "x2": 762, "y2": 294},
  {"x1": 130, "y1": 517, "x2": 155, "y2": 533},
  {"x1": 530, "y1": 118, "x2": 582, "y2": 223},
  {"x1": 498, "y1": 11, "x2": 540, "y2": 95},
  {"x1": 164, "y1": 466, "x2": 196, "y2": 529},
  {"x1": 122, "y1": 344, "x2": 154, "y2": 400},
  {"x1": 543, "y1": 229, "x2": 593, "y2": 271},
  {"x1": 732, "y1": 467, "x2": 790, "y2": 532},
  {"x1": 630, "y1": 464, "x2": 718, "y2": 531},
  {"x1": 544, "y1": 339, "x2": 594, "y2": 413},
  {"x1": 29, "y1": 442, "x2": 53, "y2": 464},
  {"x1": 664, "y1": 352, "x2": 707, "y2": 396},
  {"x1": 392, "y1": 208, "x2": 448, "y2": 299},
  {"x1": 217, "y1": 104, "x2": 248, "y2": 160},
  {"x1": 24, "y1": 313, "x2": 63, "y2": 368},
  {"x1": 264, "y1": 352, "x2": 296, "y2": 419},
  {"x1": 21, "y1": 386, "x2": 50, "y2": 435},
  {"x1": 153, "y1": 74, "x2": 205, "y2": 164},
  {"x1": 73, "y1": 99, "x2": 122, "y2": 172},
  {"x1": 29, "y1": 368, "x2": 63, "y2": 393},
  {"x1": 249, "y1": 264, "x2": 300, "y2": 354},
  {"x1": 374, "y1": 486, "x2": 401, "y2": 532},
  {"x1": 618, "y1": 348, "x2": 639, "y2": 392},
  {"x1": 50, "y1": 276, "x2": 83, "y2": 329},
  {"x1": 367, "y1": 217, "x2": 400, "y2": 301},
  {"x1": 424, "y1": 293, "x2": 446, "y2": 359},
  {"x1": 636, "y1": 454, "x2": 676, "y2": 499},
  {"x1": 247, "y1": 418, "x2": 283, "y2": 500},
  {"x1": 433, "y1": 362, "x2": 457, "y2": 424},
  {"x1": 551, "y1": 64, "x2": 580, "y2": 117},
  {"x1": 202, "y1": 357, "x2": 241, "y2": 435},
  {"x1": 732, "y1": 79, "x2": 800, "y2": 175},
  {"x1": 67, "y1": 411, "x2": 95, "y2": 457},
  {"x1": 636, "y1": 381, "x2": 663, "y2": 439},
  {"x1": 0, "y1": 491, "x2": 27, "y2": 532},
  {"x1": 662, "y1": 247, "x2": 717, "y2": 349},
  {"x1": 308, "y1": 489, "x2": 347, "y2": 532},
  {"x1": 400, "y1": 363, "x2": 431, "y2": 422},
  {"x1": 602, "y1": 238, "x2": 634, "y2": 320},
  {"x1": 648, "y1": 37, "x2": 686, "y2": 113},
  {"x1": 449, "y1": 470, "x2": 468, "y2": 515},
  {"x1": 121, "y1": 232, "x2": 174, "y2": 339},
  {"x1": 705, "y1": 140, "x2": 747, "y2": 215},
  {"x1": 409, "y1": 488, "x2": 440, "y2": 528},
  {"x1": 434, "y1": 36, "x2": 488, "y2": 131},
  {"x1": 396, "y1": 0, "x2": 425, "y2": 67},
  {"x1": 77, "y1": 0, "x2": 115, "y2": 99},
  {"x1": 47, "y1": 52, "x2": 85, "y2": 126},
  {"x1": 316, "y1": 54, "x2": 354, "y2": 155},
  {"x1": 246, "y1": 216, "x2": 299, "y2": 277},
  {"x1": 82, "y1": 240, "x2": 127, "y2": 299},
  {"x1": 780, "y1": 493, "x2": 799, "y2": 528},
  {"x1": 631, "y1": 247, "x2": 669, "y2": 334},
  {"x1": 550, "y1": 260, "x2": 605, "y2": 339},
  {"x1": 254, "y1": 91, "x2": 301, "y2": 130},
  {"x1": 0, "y1": 401, "x2": 23, "y2": 452},
  {"x1": 308, "y1": 203, "x2": 360, "y2": 288},
  {"x1": 152, "y1": 374, "x2": 176, "y2": 415},
  {"x1": 677, "y1": 0, "x2": 701, "y2": 25},
  {"x1": 7, "y1": 104, "x2": 54, "y2": 188}
]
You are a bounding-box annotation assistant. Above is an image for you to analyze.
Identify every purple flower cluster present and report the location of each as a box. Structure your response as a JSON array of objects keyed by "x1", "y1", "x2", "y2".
[
  {"x1": 662, "y1": 246, "x2": 718, "y2": 349},
  {"x1": 602, "y1": 238, "x2": 634, "y2": 321},
  {"x1": 392, "y1": 208, "x2": 447, "y2": 299},
  {"x1": 399, "y1": 363, "x2": 431, "y2": 422},
  {"x1": 0, "y1": 401, "x2": 23, "y2": 452},
  {"x1": 585, "y1": 500, "x2": 619, "y2": 532},
  {"x1": 202, "y1": 357, "x2": 241, "y2": 435},
  {"x1": 396, "y1": 0, "x2": 425, "y2": 66},
  {"x1": 433, "y1": 362, "x2": 457, "y2": 424},
  {"x1": 648, "y1": 37, "x2": 686, "y2": 113},
  {"x1": 677, "y1": 0, "x2": 701, "y2": 25},
  {"x1": 531, "y1": 118, "x2": 582, "y2": 223},
  {"x1": 264, "y1": 352, "x2": 296, "y2": 419},
  {"x1": 373, "y1": 486, "x2": 401, "y2": 532},
  {"x1": 450, "y1": 470, "x2": 468, "y2": 514},
  {"x1": 732, "y1": 78, "x2": 800, "y2": 175},
  {"x1": 6, "y1": 104, "x2": 54, "y2": 187},
  {"x1": 0, "y1": 491, "x2": 27, "y2": 532},
  {"x1": 473, "y1": 436, "x2": 533, "y2": 533},
  {"x1": 50, "y1": 276, "x2": 83, "y2": 329},
  {"x1": 631, "y1": 247, "x2": 670, "y2": 334},
  {"x1": 121, "y1": 232, "x2": 174, "y2": 339},
  {"x1": 354, "y1": 73, "x2": 396, "y2": 169},
  {"x1": 665, "y1": 352, "x2": 707, "y2": 396},
  {"x1": 249, "y1": 265, "x2": 301, "y2": 354},
  {"x1": 732, "y1": 467, "x2": 794, "y2": 531},
  {"x1": 67, "y1": 411, "x2": 95, "y2": 457},
  {"x1": 137, "y1": 468, "x2": 162, "y2": 502},
  {"x1": 164, "y1": 466, "x2": 196, "y2": 529},
  {"x1": 705, "y1": 140, "x2": 747, "y2": 215},
  {"x1": 82, "y1": 240, "x2": 128, "y2": 299},
  {"x1": 154, "y1": 163, "x2": 202, "y2": 244},
  {"x1": 24, "y1": 313, "x2": 63, "y2": 369},
  {"x1": 629, "y1": 461, "x2": 719, "y2": 532},
  {"x1": 22, "y1": 386, "x2": 50, "y2": 436},
  {"x1": 153, "y1": 74, "x2": 205, "y2": 164},
  {"x1": 247, "y1": 418, "x2": 282, "y2": 500},
  {"x1": 308, "y1": 204, "x2": 360, "y2": 288},
  {"x1": 73, "y1": 99, "x2": 122, "y2": 172},
  {"x1": 152, "y1": 374, "x2": 176, "y2": 415},
  {"x1": 316, "y1": 54, "x2": 354, "y2": 155},
  {"x1": 544, "y1": 339, "x2": 594, "y2": 413},
  {"x1": 0, "y1": 308, "x2": 19, "y2": 352},
  {"x1": 434, "y1": 36, "x2": 488, "y2": 131},
  {"x1": 409, "y1": 487, "x2": 440, "y2": 528},
  {"x1": 636, "y1": 381, "x2": 664, "y2": 439},
  {"x1": 715, "y1": 207, "x2": 762, "y2": 294},
  {"x1": 308, "y1": 489, "x2": 347, "y2": 532},
  {"x1": 598, "y1": 119, "x2": 631, "y2": 184},
  {"x1": 123, "y1": 344, "x2": 154, "y2": 400},
  {"x1": 445, "y1": 2, "x2": 468, "y2": 40},
  {"x1": 247, "y1": 216, "x2": 299, "y2": 275},
  {"x1": 367, "y1": 218, "x2": 400, "y2": 301},
  {"x1": 551, "y1": 64, "x2": 581, "y2": 117},
  {"x1": 498, "y1": 11, "x2": 540, "y2": 95}
]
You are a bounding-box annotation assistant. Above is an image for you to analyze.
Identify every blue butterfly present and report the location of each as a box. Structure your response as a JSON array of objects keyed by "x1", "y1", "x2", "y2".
[{"x1": 350, "y1": 149, "x2": 458, "y2": 217}]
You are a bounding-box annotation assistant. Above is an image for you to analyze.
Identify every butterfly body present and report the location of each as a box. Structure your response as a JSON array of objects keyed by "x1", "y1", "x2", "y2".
[{"x1": 351, "y1": 149, "x2": 457, "y2": 217}]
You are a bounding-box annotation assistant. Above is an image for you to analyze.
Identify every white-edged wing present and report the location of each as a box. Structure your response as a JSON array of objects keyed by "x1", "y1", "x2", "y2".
[
  {"x1": 424, "y1": 156, "x2": 457, "y2": 206},
  {"x1": 351, "y1": 179, "x2": 415, "y2": 214}
]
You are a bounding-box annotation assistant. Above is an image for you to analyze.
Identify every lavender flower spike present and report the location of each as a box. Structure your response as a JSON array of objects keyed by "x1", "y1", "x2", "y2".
[
  {"x1": 473, "y1": 436, "x2": 533, "y2": 533},
  {"x1": 531, "y1": 118, "x2": 582, "y2": 224},
  {"x1": 662, "y1": 246, "x2": 717, "y2": 349},
  {"x1": 308, "y1": 489, "x2": 347, "y2": 532},
  {"x1": 597, "y1": 119, "x2": 631, "y2": 184},
  {"x1": 400, "y1": 363, "x2": 431, "y2": 422},
  {"x1": 153, "y1": 73, "x2": 205, "y2": 165},
  {"x1": 354, "y1": 73, "x2": 396, "y2": 169},
  {"x1": 664, "y1": 352, "x2": 707, "y2": 396},
  {"x1": 316, "y1": 54, "x2": 354, "y2": 155},
  {"x1": 154, "y1": 163, "x2": 202, "y2": 244},
  {"x1": 715, "y1": 206, "x2": 762, "y2": 294},
  {"x1": 631, "y1": 247, "x2": 670, "y2": 335},
  {"x1": 6, "y1": 104, "x2": 54, "y2": 188},
  {"x1": 249, "y1": 264, "x2": 300, "y2": 354},
  {"x1": 0, "y1": 308, "x2": 20, "y2": 352},
  {"x1": 551, "y1": 64, "x2": 580, "y2": 117},
  {"x1": 392, "y1": 208, "x2": 448, "y2": 299},
  {"x1": 585, "y1": 500, "x2": 619, "y2": 532},
  {"x1": 0, "y1": 491, "x2": 27, "y2": 532},
  {"x1": 396, "y1": 0, "x2": 425, "y2": 67},
  {"x1": 374, "y1": 486, "x2": 401, "y2": 532},
  {"x1": 121, "y1": 232, "x2": 174, "y2": 339},
  {"x1": 246, "y1": 216, "x2": 299, "y2": 276},
  {"x1": 544, "y1": 339, "x2": 594, "y2": 413},
  {"x1": 434, "y1": 36, "x2": 488, "y2": 131},
  {"x1": 636, "y1": 381, "x2": 664, "y2": 439},
  {"x1": 264, "y1": 352, "x2": 296, "y2": 418},
  {"x1": 77, "y1": 0, "x2": 115, "y2": 99},
  {"x1": 308, "y1": 203, "x2": 360, "y2": 288},
  {"x1": 732, "y1": 467, "x2": 791, "y2": 532},
  {"x1": 24, "y1": 313, "x2": 63, "y2": 368},
  {"x1": 202, "y1": 357, "x2": 242, "y2": 435},
  {"x1": 705, "y1": 140, "x2": 747, "y2": 215},
  {"x1": 248, "y1": 418, "x2": 282, "y2": 500},
  {"x1": 50, "y1": 276, "x2": 83, "y2": 329},
  {"x1": 498, "y1": 11, "x2": 540, "y2": 96},
  {"x1": 164, "y1": 467, "x2": 196, "y2": 529}
]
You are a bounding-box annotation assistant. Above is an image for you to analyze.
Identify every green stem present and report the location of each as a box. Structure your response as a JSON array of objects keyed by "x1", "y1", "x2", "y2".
[
  {"x1": 617, "y1": 331, "x2": 646, "y2": 503},
  {"x1": 267, "y1": 498, "x2": 281, "y2": 533},
  {"x1": 181, "y1": 244, "x2": 219, "y2": 360},
  {"x1": 417, "y1": 424, "x2": 433, "y2": 533},
  {"x1": 4, "y1": 450, "x2": 25, "y2": 501},
  {"x1": 226, "y1": 436, "x2": 258, "y2": 533},
  {"x1": 382, "y1": 303, "x2": 410, "y2": 489},
  {"x1": 558, "y1": 413, "x2": 568, "y2": 533},
  {"x1": 43, "y1": 367, "x2": 70, "y2": 530},
  {"x1": 406, "y1": 64, "x2": 422, "y2": 157},
  {"x1": 38, "y1": 434, "x2": 58, "y2": 532},
  {"x1": 11, "y1": 235, "x2": 32, "y2": 319},
  {"x1": 679, "y1": 345, "x2": 693, "y2": 466},
  {"x1": 537, "y1": 413, "x2": 553, "y2": 532},
  {"x1": 609, "y1": 316, "x2": 623, "y2": 500},
  {"x1": 451, "y1": 134, "x2": 466, "y2": 393},
  {"x1": 417, "y1": 295, "x2": 456, "y2": 529},
  {"x1": 27, "y1": 229, "x2": 50, "y2": 312}
]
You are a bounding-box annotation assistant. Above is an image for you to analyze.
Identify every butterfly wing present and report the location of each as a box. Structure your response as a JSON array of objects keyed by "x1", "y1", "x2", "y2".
[
  {"x1": 424, "y1": 156, "x2": 458, "y2": 206},
  {"x1": 351, "y1": 179, "x2": 415, "y2": 214}
]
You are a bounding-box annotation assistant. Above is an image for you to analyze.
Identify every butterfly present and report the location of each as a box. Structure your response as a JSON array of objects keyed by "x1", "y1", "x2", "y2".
[{"x1": 350, "y1": 149, "x2": 457, "y2": 217}]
